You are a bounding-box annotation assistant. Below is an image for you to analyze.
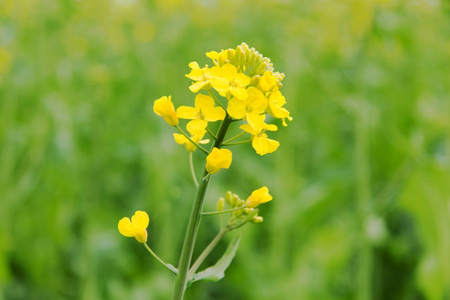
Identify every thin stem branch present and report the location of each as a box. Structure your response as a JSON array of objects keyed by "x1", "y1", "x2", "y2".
[
  {"x1": 202, "y1": 206, "x2": 245, "y2": 216},
  {"x1": 189, "y1": 152, "x2": 199, "y2": 187},
  {"x1": 208, "y1": 90, "x2": 226, "y2": 110},
  {"x1": 175, "y1": 125, "x2": 209, "y2": 155},
  {"x1": 144, "y1": 243, "x2": 177, "y2": 275},
  {"x1": 222, "y1": 140, "x2": 252, "y2": 146},
  {"x1": 223, "y1": 131, "x2": 246, "y2": 144},
  {"x1": 206, "y1": 126, "x2": 217, "y2": 140},
  {"x1": 187, "y1": 227, "x2": 229, "y2": 279}
]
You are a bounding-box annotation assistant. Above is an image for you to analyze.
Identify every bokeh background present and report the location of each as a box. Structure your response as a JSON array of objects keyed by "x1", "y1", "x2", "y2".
[{"x1": 1, "y1": 0, "x2": 449, "y2": 299}]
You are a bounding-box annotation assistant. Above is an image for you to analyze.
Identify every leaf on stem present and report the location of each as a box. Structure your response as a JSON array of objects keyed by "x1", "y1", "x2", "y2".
[{"x1": 189, "y1": 235, "x2": 241, "y2": 284}]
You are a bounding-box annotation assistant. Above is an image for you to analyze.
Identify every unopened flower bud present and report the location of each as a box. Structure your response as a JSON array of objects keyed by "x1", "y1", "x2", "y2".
[
  {"x1": 245, "y1": 209, "x2": 259, "y2": 222},
  {"x1": 252, "y1": 216, "x2": 264, "y2": 223},
  {"x1": 250, "y1": 75, "x2": 260, "y2": 86},
  {"x1": 217, "y1": 197, "x2": 225, "y2": 211},
  {"x1": 225, "y1": 191, "x2": 233, "y2": 205},
  {"x1": 256, "y1": 62, "x2": 267, "y2": 75}
]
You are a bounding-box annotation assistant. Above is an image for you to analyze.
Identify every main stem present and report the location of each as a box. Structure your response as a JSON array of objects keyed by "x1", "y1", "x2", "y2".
[{"x1": 172, "y1": 115, "x2": 232, "y2": 300}]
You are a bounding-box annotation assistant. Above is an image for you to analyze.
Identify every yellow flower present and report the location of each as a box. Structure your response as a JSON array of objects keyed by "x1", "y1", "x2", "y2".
[
  {"x1": 240, "y1": 114, "x2": 279, "y2": 156},
  {"x1": 245, "y1": 186, "x2": 273, "y2": 208},
  {"x1": 258, "y1": 71, "x2": 278, "y2": 93},
  {"x1": 176, "y1": 94, "x2": 226, "y2": 134},
  {"x1": 118, "y1": 211, "x2": 149, "y2": 243},
  {"x1": 185, "y1": 62, "x2": 229, "y2": 95},
  {"x1": 206, "y1": 147, "x2": 232, "y2": 174},
  {"x1": 220, "y1": 64, "x2": 251, "y2": 100},
  {"x1": 153, "y1": 96, "x2": 179, "y2": 126},
  {"x1": 227, "y1": 87, "x2": 268, "y2": 123},
  {"x1": 173, "y1": 130, "x2": 209, "y2": 152},
  {"x1": 267, "y1": 87, "x2": 293, "y2": 126}
]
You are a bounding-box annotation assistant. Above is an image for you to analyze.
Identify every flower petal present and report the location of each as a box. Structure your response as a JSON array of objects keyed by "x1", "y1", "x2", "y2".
[
  {"x1": 177, "y1": 106, "x2": 199, "y2": 119},
  {"x1": 131, "y1": 211, "x2": 149, "y2": 230},
  {"x1": 118, "y1": 217, "x2": 135, "y2": 237},
  {"x1": 187, "y1": 119, "x2": 208, "y2": 135},
  {"x1": 252, "y1": 136, "x2": 279, "y2": 156}
]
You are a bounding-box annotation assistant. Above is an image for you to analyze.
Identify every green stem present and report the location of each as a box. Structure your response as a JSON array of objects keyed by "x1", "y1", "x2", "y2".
[
  {"x1": 187, "y1": 227, "x2": 229, "y2": 279},
  {"x1": 143, "y1": 243, "x2": 177, "y2": 275},
  {"x1": 175, "y1": 125, "x2": 209, "y2": 155},
  {"x1": 222, "y1": 140, "x2": 252, "y2": 146},
  {"x1": 202, "y1": 206, "x2": 245, "y2": 216},
  {"x1": 189, "y1": 152, "x2": 199, "y2": 187},
  {"x1": 172, "y1": 116, "x2": 233, "y2": 300},
  {"x1": 208, "y1": 90, "x2": 226, "y2": 110},
  {"x1": 223, "y1": 131, "x2": 246, "y2": 144},
  {"x1": 206, "y1": 126, "x2": 217, "y2": 140}
]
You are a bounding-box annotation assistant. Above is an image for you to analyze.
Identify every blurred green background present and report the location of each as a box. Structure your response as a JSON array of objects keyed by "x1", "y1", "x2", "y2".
[{"x1": 1, "y1": 0, "x2": 450, "y2": 299}]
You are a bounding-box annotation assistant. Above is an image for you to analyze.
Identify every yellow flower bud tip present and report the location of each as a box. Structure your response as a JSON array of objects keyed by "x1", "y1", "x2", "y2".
[
  {"x1": 153, "y1": 96, "x2": 178, "y2": 126},
  {"x1": 118, "y1": 211, "x2": 149, "y2": 243},
  {"x1": 206, "y1": 147, "x2": 232, "y2": 175},
  {"x1": 252, "y1": 216, "x2": 264, "y2": 223},
  {"x1": 225, "y1": 191, "x2": 233, "y2": 205},
  {"x1": 245, "y1": 186, "x2": 273, "y2": 208},
  {"x1": 217, "y1": 198, "x2": 225, "y2": 211}
]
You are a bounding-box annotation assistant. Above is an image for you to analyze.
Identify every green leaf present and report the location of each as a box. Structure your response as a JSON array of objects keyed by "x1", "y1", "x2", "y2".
[{"x1": 190, "y1": 235, "x2": 240, "y2": 284}]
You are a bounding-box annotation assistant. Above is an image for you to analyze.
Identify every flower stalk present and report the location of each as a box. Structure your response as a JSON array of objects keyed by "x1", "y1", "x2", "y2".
[{"x1": 172, "y1": 115, "x2": 233, "y2": 300}]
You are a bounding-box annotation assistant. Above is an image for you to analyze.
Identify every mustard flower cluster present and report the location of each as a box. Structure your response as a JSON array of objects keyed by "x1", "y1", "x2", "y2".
[{"x1": 153, "y1": 42, "x2": 292, "y2": 158}]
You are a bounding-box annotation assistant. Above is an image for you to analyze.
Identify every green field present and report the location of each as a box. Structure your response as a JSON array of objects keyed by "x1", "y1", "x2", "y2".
[{"x1": 1, "y1": 0, "x2": 449, "y2": 299}]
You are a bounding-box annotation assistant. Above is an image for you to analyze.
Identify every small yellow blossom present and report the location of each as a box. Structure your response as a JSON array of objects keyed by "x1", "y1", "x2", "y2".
[
  {"x1": 173, "y1": 130, "x2": 209, "y2": 152},
  {"x1": 267, "y1": 87, "x2": 293, "y2": 126},
  {"x1": 153, "y1": 96, "x2": 179, "y2": 126},
  {"x1": 118, "y1": 211, "x2": 149, "y2": 243},
  {"x1": 245, "y1": 187, "x2": 273, "y2": 208},
  {"x1": 227, "y1": 87, "x2": 268, "y2": 122},
  {"x1": 177, "y1": 94, "x2": 225, "y2": 134},
  {"x1": 220, "y1": 64, "x2": 251, "y2": 100},
  {"x1": 206, "y1": 147, "x2": 232, "y2": 174},
  {"x1": 258, "y1": 71, "x2": 278, "y2": 93},
  {"x1": 240, "y1": 114, "x2": 279, "y2": 155},
  {"x1": 185, "y1": 62, "x2": 229, "y2": 95}
]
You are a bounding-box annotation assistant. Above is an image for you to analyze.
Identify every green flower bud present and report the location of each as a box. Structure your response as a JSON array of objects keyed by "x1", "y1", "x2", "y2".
[
  {"x1": 217, "y1": 197, "x2": 225, "y2": 211},
  {"x1": 225, "y1": 191, "x2": 233, "y2": 205},
  {"x1": 246, "y1": 208, "x2": 259, "y2": 221},
  {"x1": 250, "y1": 75, "x2": 260, "y2": 86},
  {"x1": 256, "y1": 62, "x2": 267, "y2": 75},
  {"x1": 252, "y1": 216, "x2": 264, "y2": 223}
]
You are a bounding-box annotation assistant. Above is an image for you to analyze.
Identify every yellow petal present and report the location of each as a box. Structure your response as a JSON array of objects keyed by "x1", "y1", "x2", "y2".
[
  {"x1": 187, "y1": 119, "x2": 208, "y2": 135},
  {"x1": 118, "y1": 217, "x2": 135, "y2": 237},
  {"x1": 177, "y1": 106, "x2": 199, "y2": 119},
  {"x1": 246, "y1": 186, "x2": 273, "y2": 208},
  {"x1": 227, "y1": 98, "x2": 247, "y2": 120},
  {"x1": 153, "y1": 96, "x2": 179, "y2": 126},
  {"x1": 131, "y1": 211, "x2": 149, "y2": 230},
  {"x1": 195, "y1": 94, "x2": 215, "y2": 110},
  {"x1": 230, "y1": 87, "x2": 248, "y2": 101},
  {"x1": 206, "y1": 147, "x2": 232, "y2": 174},
  {"x1": 173, "y1": 133, "x2": 188, "y2": 145},
  {"x1": 134, "y1": 229, "x2": 148, "y2": 244},
  {"x1": 239, "y1": 123, "x2": 258, "y2": 135},
  {"x1": 234, "y1": 73, "x2": 251, "y2": 87},
  {"x1": 246, "y1": 87, "x2": 268, "y2": 114},
  {"x1": 189, "y1": 81, "x2": 210, "y2": 93},
  {"x1": 252, "y1": 136, "x2": 279, "y2": 155},
  {"x1": 185, "y1": 68, "x2": 203, "y2": 81},
  {"x1": 246, "y1": 113, "x2": 266, "y2": 133},
  {"x1": 209, "y1": 77, "x2": 229, "y2": 96}
]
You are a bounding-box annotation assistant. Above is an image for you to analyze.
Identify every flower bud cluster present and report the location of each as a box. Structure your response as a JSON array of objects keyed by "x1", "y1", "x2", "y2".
[{"x1": 220, "y1": 188, "x2": 272, "y2": 230}]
